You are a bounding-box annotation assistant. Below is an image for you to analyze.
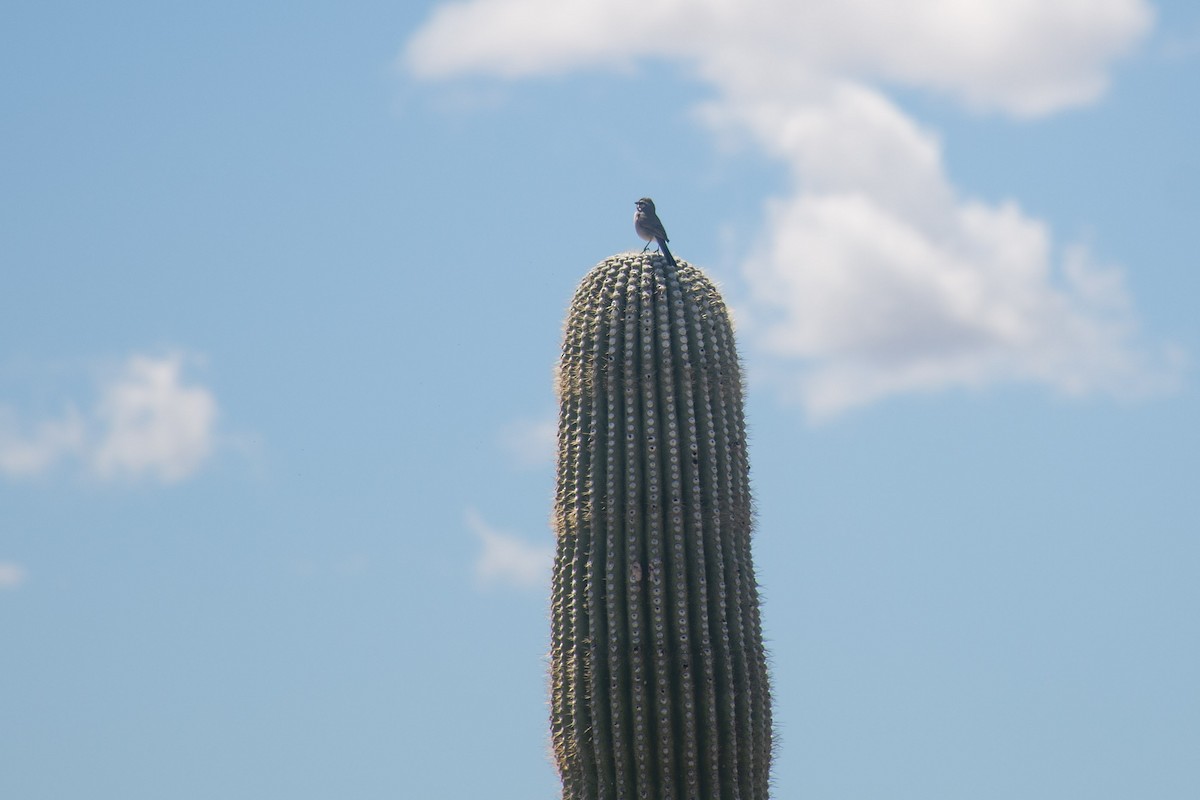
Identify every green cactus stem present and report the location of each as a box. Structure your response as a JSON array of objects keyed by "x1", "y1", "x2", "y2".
[{"x1": 551, "y1": 252, "x2": 772, "y2": 800}]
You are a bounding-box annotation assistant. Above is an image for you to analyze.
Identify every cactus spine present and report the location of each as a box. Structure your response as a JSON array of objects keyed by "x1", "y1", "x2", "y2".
[{"x1": 551, "y1": 252, "x2": 772, "y2": 800}]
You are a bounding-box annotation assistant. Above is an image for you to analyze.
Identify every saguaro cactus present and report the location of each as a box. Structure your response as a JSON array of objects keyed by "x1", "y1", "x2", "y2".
[{"x1": 551, "y1": 252, "x2": 772, "y2": 800}]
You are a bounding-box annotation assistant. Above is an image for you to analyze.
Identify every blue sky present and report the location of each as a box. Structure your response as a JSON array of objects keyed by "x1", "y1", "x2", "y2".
[{"x1": 2, "y1": 1, "x2": 1197, "y2": 798}]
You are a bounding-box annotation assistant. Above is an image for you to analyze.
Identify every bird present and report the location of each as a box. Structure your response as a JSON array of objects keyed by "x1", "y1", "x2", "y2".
[{"x1": 634, "y1": 197, "x2": 677, "y2": 267}]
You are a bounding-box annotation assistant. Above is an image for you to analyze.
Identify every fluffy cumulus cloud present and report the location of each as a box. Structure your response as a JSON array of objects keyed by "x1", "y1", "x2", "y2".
[
  {"x1": 701, "y1": 82, "x2": 1182, "y2": 416},
  {"x1": 405, "y1": 0, "x2": 1179, "y2": 418},
  {"x1": 89, "y1": 354, "x2": 217, "y2": 481},
  {"x1": 0, "y1": 352, "x2": 219, "y2": 483},
  {"x1": 466, "y1": 509, "x2": 553, "y2": 590}
]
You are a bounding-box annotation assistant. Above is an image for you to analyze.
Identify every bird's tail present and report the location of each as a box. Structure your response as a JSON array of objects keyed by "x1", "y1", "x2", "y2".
[{"x1": 658, "y1": 238, "x2": 677, "y2": 268}]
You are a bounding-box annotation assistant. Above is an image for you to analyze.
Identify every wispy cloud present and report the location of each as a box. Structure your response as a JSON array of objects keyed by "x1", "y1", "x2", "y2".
[
  {"x1": 498, "y1": 415, "x2": 556, "y2": 468},
  {"x1": 0, "y1": 408, "x2": 86, "y2": 476},
  {"x1": 0, "y1": 561, "x2": 27, "y2": 590},
  {"x1": 404, "y1": 0, "x2": 1182, "y2": 419},
  {"x1": 466, "y1": 509, "x2": 553, "y2": 591},
  {"x1": 0, "y1": 352, "x2": 220, "y2": 483}
]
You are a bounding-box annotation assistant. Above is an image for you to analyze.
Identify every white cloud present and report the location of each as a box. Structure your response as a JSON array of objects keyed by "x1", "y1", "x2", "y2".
[
  {"x1": 89, "y1": 354, "x2": 217, "y2": 482},
  {"x1": 466, "y1": 509, "x2": 553, "y2": 590},
  {"x1": 405, "y1": 0, "x2": 1152, "y2": 116},
  {"x1": 0, "y1": 352, "x2": 219, "y2": 483},
  {"x1": 0, "y1": 407, "x2": 85, "y2": 476},
  {"x1": 498, "y1": 415, "x2": 557, "y2": 468},
  {"x1": 704, "y1": 79, "x2": 1181, "y2": 417},
  {"x1": 0, "y1": 561, "x2": 27, "y2": 590},
  {"x1": 404, "y1": 0, "x2": 1179, "y2": 419}
]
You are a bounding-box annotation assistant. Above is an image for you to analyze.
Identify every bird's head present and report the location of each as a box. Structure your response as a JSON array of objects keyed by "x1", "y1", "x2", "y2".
[{"x1": 635, "y1": 197, "x2": 656, "y2": 213}]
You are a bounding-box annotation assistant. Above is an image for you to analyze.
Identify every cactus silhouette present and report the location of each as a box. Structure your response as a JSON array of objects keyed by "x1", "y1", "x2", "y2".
[{"x1": 551, "y1": 252, "x2": 772, "y2": 800}]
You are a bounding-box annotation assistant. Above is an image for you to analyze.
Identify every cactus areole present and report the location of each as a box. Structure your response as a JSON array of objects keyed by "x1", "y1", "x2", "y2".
[{"x1": 551, "y1": 252, "x2": 772, "y2": 800}]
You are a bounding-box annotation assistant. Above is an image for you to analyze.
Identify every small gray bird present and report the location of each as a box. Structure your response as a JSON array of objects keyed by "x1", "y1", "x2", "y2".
[{"x1": 634, "y1": 197, "x2": 677, "y2": 267}]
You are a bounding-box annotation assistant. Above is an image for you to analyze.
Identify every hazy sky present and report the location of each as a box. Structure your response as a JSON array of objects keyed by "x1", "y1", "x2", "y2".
[{"x1": 3, "y1": 1, "x2": 1197, "y2": 798}]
